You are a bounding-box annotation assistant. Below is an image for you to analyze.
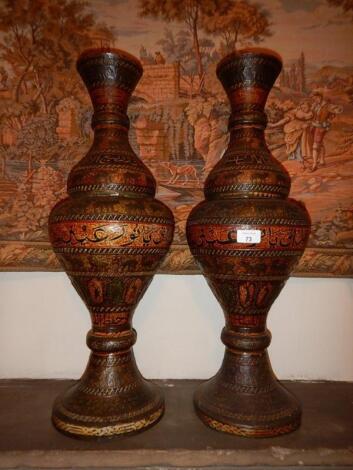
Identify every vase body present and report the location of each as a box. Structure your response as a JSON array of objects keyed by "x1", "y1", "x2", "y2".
[
  {"x1": 48, "y1": 48, "x2": 174, "y2": 438},
  {"x1": 186, "y1": 49, "x2": 311, "y2": 437}
]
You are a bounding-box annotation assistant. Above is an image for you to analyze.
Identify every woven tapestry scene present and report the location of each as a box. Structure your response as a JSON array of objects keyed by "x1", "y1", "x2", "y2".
[{"x1": 0, "y1": 0, "x2": 352, "y2": 276}]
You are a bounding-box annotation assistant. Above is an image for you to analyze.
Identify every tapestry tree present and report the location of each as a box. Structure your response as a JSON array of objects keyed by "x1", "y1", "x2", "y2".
[
  {"x1": 139, "y1": 0, "x2": 225, "y2": 83},
  {"x1": 0, "y1": 0, "x2": 114, "y2": 115},
  {"x1": 202, "y1": 0, "x2": 271, "y2": 53}
]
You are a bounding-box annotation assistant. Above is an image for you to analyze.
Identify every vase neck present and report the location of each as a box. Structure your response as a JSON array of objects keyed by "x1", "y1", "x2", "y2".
[
  {"x1": 226, "y1": 86, "x2": 269, "y2": 132},
  {"x1": 88, "y1": 85, "x2": 131, "y2": 131},
  {"x1": 92, "y1": 125, "x2": 129, "y2": 145},
  {"x1": 217, "y1": 48, "x2": 282, "y2": 132},
  {"x1": 77, "y1": 48, "x2": 142, "y2": 131},
  {"x1": 228, "y1": 126, "x2": 267, "y2": 148},
  {"x1": 91, "y1": 97, "x2": 131, "y2": 131}
]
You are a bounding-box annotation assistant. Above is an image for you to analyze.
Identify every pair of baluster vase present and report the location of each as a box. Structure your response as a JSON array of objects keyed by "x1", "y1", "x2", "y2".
[{"x1": 48, "y1": 47, "x2": 311, "y2": 439}]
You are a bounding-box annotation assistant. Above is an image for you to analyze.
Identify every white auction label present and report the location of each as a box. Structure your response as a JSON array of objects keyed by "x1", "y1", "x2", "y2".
[{"x1": 236, "y1": 229, "x2": 261, "y2": 244}]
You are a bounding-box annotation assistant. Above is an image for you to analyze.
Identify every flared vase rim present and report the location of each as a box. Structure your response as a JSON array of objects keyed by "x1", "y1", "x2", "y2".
[
  {"x1": 77, "y1": 47, "x2": 143, "y2": 71},
  {"x1": 217, "y1": 47, "x2": 283, "y2": 75}
]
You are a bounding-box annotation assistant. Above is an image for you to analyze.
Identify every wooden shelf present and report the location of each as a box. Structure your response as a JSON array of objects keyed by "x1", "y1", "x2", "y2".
[{"x1": 0, "y1": 380, "x2": 352, "y2": 469}]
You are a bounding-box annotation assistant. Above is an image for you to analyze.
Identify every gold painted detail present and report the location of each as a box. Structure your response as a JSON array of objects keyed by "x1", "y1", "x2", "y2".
[
  {"x1": 192, "y1": 249, "x2": 303, "y2": 257},
  {"x1": 50, "y1": 220, "x2": 173, "y2": 249},
  {"x1": 78, "y1": 381, "x2": 138, "y2": 397},
  {"x1": 188, "y1": 225, "x2": 309, "y2": 252},
  {"x1": 90, "y1": 306, "x2": 131, "y2": 313},
  {"x1": 52, "y1": 408, "x2": 163, "y2": 437},
  {"x1": 90, "y1": 353, "x2": 131, "y2": 366},
  {"x1": 69, "y1": 272, "x2": 151, "y2": 278},
  {"x1": 52, "y1": 214, "x2": 172, "y2": 224},
  {"x1": 198, "y1": 411, "x2": 299, "y2": 437},
  {"x1": 69, "y1": 183, "x2": 153, "y2": 194},
  {"x1": 54, "y1": 247, "x2": 167, "y2": 255},
  {"x1": 218, "y1": 381, "x2": 276, "y2": 395},
  {"x1": 209, "y1": 273, "x2": 287, "y2": 281},
  {"x1": 188, "y1": 218, "x2": 308, "y2": 227},
  {"x1": 207, "y1": 183, "x2": 287, "y2": 195}
]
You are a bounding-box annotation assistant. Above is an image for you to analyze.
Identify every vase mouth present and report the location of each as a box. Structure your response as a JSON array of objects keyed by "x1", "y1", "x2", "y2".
[
  {"x1": 78, "y1": 47, "x2": 143, "y2": 72},
  {"x1": 76, "y1": 47, "x2": 143, "y2": 106},
  {"x1": 217, "y1": 47, "x2": 282, "y2": 75},
  {"x1": 216, "y1": 47, "x2": 282, "y2": 102}
]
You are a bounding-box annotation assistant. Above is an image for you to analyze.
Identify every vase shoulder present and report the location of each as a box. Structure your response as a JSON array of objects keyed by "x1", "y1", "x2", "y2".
[
  {"x1": 188, "y1": 197, "x2": 310, "y2": 226},
  {"x1": 205, "y1": 142, "x2": 291, "y2": 200},
  {"x1": 50, "y1": 193, "x2": 174, "y2": 221},
  {"x1": 66, "y1": 135, "x2": 157, "y2": 198}
]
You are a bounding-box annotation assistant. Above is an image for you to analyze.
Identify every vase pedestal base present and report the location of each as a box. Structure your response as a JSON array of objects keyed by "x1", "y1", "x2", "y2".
[
  {"x1": 194, "y1": 351, "x2": 301, "y2": 438},
  {"x1": 52, "y1": 382, "x2": 164, "y2": 439},
  {"x1": 51, "y1": 352, "x2": 164, "y2": 439}
]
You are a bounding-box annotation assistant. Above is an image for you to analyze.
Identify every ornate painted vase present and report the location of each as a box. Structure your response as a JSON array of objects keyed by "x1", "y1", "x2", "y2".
[
  {"x1": 186, "y1": 48, "x2": 311, "y2": 437},
  {"x1": 48, "y1": 48, "x2": 174, "y2": 438}
]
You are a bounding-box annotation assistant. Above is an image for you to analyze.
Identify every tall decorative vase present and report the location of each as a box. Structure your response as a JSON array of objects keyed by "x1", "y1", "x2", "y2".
[
  {"x1": 186, "y1": 48, "x2": 311, "y2": 437},
  {"x1": 48, "y1": 48, "x2": 174, "y2": 438}
]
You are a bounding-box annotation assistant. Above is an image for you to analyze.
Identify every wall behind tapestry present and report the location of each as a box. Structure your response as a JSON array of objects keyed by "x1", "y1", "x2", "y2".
[{"x1": 0, "y1": 0, "x2": 352, "y2": 276}]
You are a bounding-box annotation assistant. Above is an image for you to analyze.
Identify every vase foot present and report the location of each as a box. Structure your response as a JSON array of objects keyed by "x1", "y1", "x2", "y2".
[
  {"x1": 52, "y1": 379, "x2": 164, "y2": 439},
  {"x1": 194, "y1": 375, "x2": 301, "y2": 438}
]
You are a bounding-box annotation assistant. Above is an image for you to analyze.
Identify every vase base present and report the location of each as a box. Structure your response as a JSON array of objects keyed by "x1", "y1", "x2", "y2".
[
  {"x1": 194, "y1": 377, "x2": 301, "y2": 438},
  {"x1": 52, "y1": 407, "x2": 163, "y2": 439},
  {"x1": 195, "y1": 408, "x2": 300, "y2": 438},
  {"x1": 52, "y1": 380, "x2": 164, "y2": 439}
]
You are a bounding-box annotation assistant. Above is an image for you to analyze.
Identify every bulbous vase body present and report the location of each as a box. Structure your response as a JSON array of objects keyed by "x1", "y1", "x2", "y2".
[
  {"x1": 186, "y1": 49, "x2": 311, "y2": 437},
  {"x1": 48, "y1": 49, "x2": 174, "y2": 438}
]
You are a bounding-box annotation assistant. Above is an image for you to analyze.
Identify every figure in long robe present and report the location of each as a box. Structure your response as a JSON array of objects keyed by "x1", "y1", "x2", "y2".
[{"x1": 269, "y1": 101, "x2": 313, "y2": 168}]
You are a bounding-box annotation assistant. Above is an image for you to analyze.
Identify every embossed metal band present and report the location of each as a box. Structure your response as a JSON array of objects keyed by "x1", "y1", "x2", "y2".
[
  {"x1": 89, "y1": 306, "x2": 133, "y2": 313},
  {"x1": 72, "y1": 162, "x2": 140, "y2": 171},
  {"x1": 78, "y1": 382, "x2": 138, "y2": 397},
  {"x1": 212, "y1": 164, "x2": 282, "y2": 172},
  {"x1": 188, "y1": 217, "x2": 309, "y2": 227},
  {"x1": 69, "y1": 183, "x2": 154, "y2": 195},
  {"x1": 196, "y1": 409, "x2": 300, "y2": 438},
  {"x1": 220, "y1": 381, "x2": 275, "y2": 394},
  {"x1": 89, "y1": 353, "x2": 132, "y2": 367},
  {"x1": 67, "y1": 271, "x2": 153, "y2": 277},
  {"x1": 52, "y1": 214, "x2": 172, "y2": 224},
  {"x1": 54, "y1": 247, "x2": 168, "y2": 255},
  {"x1": 206, "y1": 183, "x2": 288, "y2": 196},
  {"x1": 52, "y1": 407, "x2": 163, "y2": 437},
  {"x1": 191, "y1": 248, "x2": 303, "y2": 257},
  {"x1": 206, "y1": 273, "x2": 288, "y2": 281}
]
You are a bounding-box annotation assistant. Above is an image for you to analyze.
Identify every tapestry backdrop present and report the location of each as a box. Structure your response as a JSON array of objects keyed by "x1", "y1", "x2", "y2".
[{"x1": 0, "y1": 0, "x2": 352, "y2": 276}]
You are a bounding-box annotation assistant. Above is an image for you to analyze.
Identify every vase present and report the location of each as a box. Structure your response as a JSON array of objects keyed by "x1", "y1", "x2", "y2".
[
  {"x1": 48, "y1": 48, "x2": 174, "y2": 438},
  {"x1": 186, "y1": 48, "x2": 311, "y2": 437}
]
